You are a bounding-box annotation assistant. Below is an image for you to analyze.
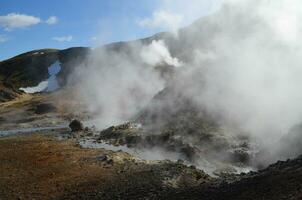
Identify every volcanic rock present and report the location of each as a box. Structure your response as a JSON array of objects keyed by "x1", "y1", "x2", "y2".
[
  {"x1": 35, "y1": 103, "x2": 57, "y2": 114},
  {"x1": 69, "y1": 119, "x2": 84, "y2": 132}
]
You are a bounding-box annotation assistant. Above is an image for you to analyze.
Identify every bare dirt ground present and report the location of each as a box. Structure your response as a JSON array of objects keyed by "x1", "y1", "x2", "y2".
[
  {"x1": 1, "y1": 92, "x2": 302, "y2": 200},
  {"x1": 0, "y1": 134, "x2": 116, "y2": 199},
  {"x1": 0, "y1": 90, "x2": 86, "y2": 131},
  {"x1": 0, "y1": 133, "x2": 212, "y2": 200},
  {"x1": 1, "y1": 132, "x2": 302, "y2": 200},
  {"x1": 0, "y1": 92, "x2": 213, "y2": 200}
]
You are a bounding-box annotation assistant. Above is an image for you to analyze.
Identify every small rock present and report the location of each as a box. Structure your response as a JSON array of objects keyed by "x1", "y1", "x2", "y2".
[
  {"x1": 35, "y1": 103, "x2": 56, "y2": 114},
  {"x1": 106, "y1": 158, "x2": 114, "y2": 165},
  {"x1": 97, "y1": 155, "x2": 108, "y2": 161},
  {"x1": 69, "y1": 119, "x2": 84, "y2": 132},
  {"x1": 84, "y1": 155, "x2": 108, "y2": 162}
]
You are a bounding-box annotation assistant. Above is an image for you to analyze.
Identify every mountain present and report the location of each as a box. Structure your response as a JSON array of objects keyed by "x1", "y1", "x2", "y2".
[
  {"x1": 0, "y1": 47, "x2": 90, "y2": 102},
  {"x1": 0, "y1": 48, "x2": 90, "y2": 88},
  {"x1": 0, "y1": 16, "x2": 206, "y2": 102},
  {"x1": 0, "y1": 14, "x2": 203, "y2": 101}
]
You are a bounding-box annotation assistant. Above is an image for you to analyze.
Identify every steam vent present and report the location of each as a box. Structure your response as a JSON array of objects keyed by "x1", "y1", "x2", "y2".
[{"x1": 1, "y1": 0, "x2": 302, "y2": 199}]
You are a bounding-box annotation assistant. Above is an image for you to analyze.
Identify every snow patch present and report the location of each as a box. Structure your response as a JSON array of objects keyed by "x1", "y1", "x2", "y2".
[
  {"x1": 20, "y1": 60, "x2": 61, "y2": 93},
  {"x1": 32, "y1": 51, "x2": 45, "y2": 55},
  {"x1": 19, "y1": 81, "x2": 48, "y2": 93}
]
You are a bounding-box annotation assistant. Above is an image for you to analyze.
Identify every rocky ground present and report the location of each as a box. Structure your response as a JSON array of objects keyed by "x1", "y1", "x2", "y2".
[
  {"x1": 0, "y1": 133, "x2": 212, "y2": 200},
  {"x1": 0, "y1": 132, "x2": 302, "y2": 200},
  {"x1": 0, "y1": 92, "x2": 302, "y2": 200}
]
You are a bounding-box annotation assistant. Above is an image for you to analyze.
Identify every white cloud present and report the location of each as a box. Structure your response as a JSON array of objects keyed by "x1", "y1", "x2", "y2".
[
  {"x1": 0, "y1": 13, "x2": 41, "y2": 31},
  {"x1": 90, "y1": 36, "x2": 98, "y2": 41},
  {"x1": 52, "y1": 35, "x2": 73, "y2": 42},
  {"x1": 0, "y1": 35, "x2": 9, "y2": 43},
  {"x1": 46, "y1": 16, "x2": 58, "y2": 25},
  {"x1": 138, "y1": 0, "x2": 222, "y2": 34},
  {"x1": 138, "y1": 10, "x2": 183, "y2": 34}
]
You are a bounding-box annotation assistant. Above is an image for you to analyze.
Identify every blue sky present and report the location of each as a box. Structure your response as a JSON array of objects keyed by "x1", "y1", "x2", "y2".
[{"x1": 0, "y1": 0, "x2": 221, "y2": 60}]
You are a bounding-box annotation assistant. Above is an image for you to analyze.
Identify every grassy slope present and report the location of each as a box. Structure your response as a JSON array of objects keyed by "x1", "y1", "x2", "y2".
[{"x1": 0, "y1": 49, "x2": 59, "y2": 88}]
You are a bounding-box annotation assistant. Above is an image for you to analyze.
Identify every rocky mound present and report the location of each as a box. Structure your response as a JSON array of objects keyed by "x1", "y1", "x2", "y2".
[
  {"x1": 97, "y1": 86, "x2": 257, "y2": 173},
  {"x1": 161, "y1": 155, "x2": 302, "y2": 200},
  {"x1": 34, "y1": 103, "x2": 57, "y2": 114},
  {"x1": 69, "y1": 119, "x2": 84, "y2": 132}
]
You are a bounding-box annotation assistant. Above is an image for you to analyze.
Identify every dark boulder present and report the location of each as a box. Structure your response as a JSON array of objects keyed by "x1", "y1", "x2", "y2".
[
  {"x1": 35, "y1": 103, "x2": 56, "y2": 114},
  {"x1": 69, "y1": 119, "x2": 84, "y2": 132}
]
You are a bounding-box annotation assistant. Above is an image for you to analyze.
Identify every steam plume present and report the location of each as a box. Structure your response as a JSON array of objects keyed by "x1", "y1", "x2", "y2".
[{"x1": 72, "y1": 0, "x2": 302, "y2": 167}]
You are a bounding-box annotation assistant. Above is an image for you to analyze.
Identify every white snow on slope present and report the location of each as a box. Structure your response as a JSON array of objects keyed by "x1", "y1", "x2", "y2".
[{"x1": 20, "y1": 60, "x2": 61, "y2": 93}]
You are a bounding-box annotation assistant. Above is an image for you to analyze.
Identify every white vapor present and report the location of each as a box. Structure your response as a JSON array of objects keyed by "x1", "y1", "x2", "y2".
[
  {"x1": 71, "y1": 0, "x2": 302, "y2": 169},
  {"x1": 71, "y1": 39, "x2": 183, "y2": 129},
  {"x1": 140, "y1": 40, "x2": 182, "y2": 67},
  {"x1": 166, "y1": 0, "x2": 302, "y2": 164}
]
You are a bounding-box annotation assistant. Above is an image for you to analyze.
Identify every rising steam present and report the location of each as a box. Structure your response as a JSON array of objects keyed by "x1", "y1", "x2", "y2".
[
  {"x1": 71, "y1": 40, "x2": 181, "y2": 129},
  {"x1": 140, "y1": 40, "x2": 182, "y2": 67},
  {"x1": 72, "y1": 0, "x2": 302, "y2": 169}
]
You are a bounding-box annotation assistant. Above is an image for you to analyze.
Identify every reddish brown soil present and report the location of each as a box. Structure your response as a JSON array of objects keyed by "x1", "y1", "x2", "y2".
[
  {"x1": 0, "y1": 135, "x2": 117, "y2": 200},
  {"x1": 0, "y1": 134, "x2": 210, "y2": 200}
]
